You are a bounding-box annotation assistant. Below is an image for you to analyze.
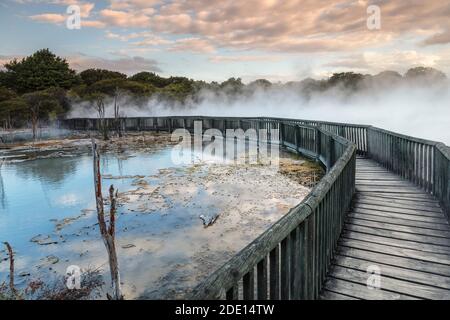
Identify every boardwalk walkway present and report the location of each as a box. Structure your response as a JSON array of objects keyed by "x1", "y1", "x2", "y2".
[{"x1": 321, "y1": 157, "x2": 450, "y2": 300}]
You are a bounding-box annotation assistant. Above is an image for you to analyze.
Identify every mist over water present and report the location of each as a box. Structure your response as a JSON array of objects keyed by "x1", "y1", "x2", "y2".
[{"x1": 69, "y1": 81, "x2": 450, "y2": 145}]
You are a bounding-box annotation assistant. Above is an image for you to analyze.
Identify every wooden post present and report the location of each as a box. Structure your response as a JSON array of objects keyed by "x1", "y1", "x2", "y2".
[
  {"x1": 3, "y1": 242, "x2": 17, "y2": 297},
  {"x1": 92, "y1": 140, "x2": 123, "y2": 300}
]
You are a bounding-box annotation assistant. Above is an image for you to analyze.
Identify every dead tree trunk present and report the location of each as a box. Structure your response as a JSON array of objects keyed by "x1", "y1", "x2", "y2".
[
  {"x1": 3, "y1": 242, "x2": 17, "y2": 296},
  {"x1": 113, "y1": 87, "x2": 122, "y2": 138},
  {"x1": 92, "y1": 140, "x2": 123, "y2": 300}
]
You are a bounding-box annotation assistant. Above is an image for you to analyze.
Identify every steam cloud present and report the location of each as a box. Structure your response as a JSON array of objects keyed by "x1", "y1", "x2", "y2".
[{"x1": 68, "y1": 80, "x2": 450, "y2": 145}]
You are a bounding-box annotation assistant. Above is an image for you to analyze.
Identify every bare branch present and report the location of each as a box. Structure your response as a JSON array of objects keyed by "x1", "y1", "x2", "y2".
[
  {"x1": 3, "y1": 242, "x2": 17, "y2": 296},
  {"x1": 91, "y1": 139, "x2": 123, "y2": 300}
]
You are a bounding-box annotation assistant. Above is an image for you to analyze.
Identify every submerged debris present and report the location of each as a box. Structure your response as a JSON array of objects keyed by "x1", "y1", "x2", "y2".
[
  {"x1": 199, "y1": 213, "x2": 220, "y2": 228},
  {"x1": 30, "y1": 234, "x2": 59, "y2": 246}
]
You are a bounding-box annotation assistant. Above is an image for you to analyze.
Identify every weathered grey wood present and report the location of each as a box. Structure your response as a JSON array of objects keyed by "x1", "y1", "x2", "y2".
[
  {"x1": 226, "y1": 285, "x2": 239, "y2": 300},
  {"x1": 280, "y1": 238, "x2": 289, "y2": 300},
  {"x1": 346, "y1": 218, "x2": 450, "y2": 238},
  {"x1": 242, "y1": 270, "x2": 254, "y2": 300},
  {"x1": 347, "y1": 212, "x2": 450, "y2": 231},
  {"x1": 344, "y1": 224, "x2": 450, "y2": 246},
  {"x1": 330, "y1": 265, "x2": 450, "y2": 300},
  {"x1": 351, "y1": 207, "x2": 448, "y2": 224},
  {"x1": 320, "y1": 290, "x2": 359, "y2": 300},
  {"x1": 269, "y1": 246, "x2": 280, "y2": 300},
  {"x1": 342, "y1": 229, "x2": 450, "y2": 255},
  {"x1": 257, "y1": 257, "x2": 268, "y2": 300},
  {"x1": 354, "y1": 196, "x2": 444, "y2": 212},
  {"x1": 323, "y1": 277, "x2": 418, "y2": 300},
  {"x1": 333, "y1": 255, "x2": 450, "y2": 290},
  {"x1": 338, "y1": 246, "x2": 450, "y2": 277},
  {"x1": 353, "y1": 203, "x2": 445, "y2": 218}
]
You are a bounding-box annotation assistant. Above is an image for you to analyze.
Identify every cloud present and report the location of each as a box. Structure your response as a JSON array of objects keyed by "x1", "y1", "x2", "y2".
[
  {"x1": 169, "y1": 38, "x2": 215, "y2": 53},
  {"x1": 68, "y1": 54, "x2": 162, "y2": 74},
  {"x1": 209, "y1": 55, "x2": 282, "y2": 63},
  {"x1": 12, "y1": 0, "x2": 450, "y2": 75},
  {"x1": 21, "y1": 0, "x2": 450, "y2": 53},
  {"x1": 423, "y1": 30, "x2": 450, "y2": 46},
  {"x1": 30, "y1": 13, "x2": 66, "y2": 24},
  {"x1": 99, "y1": 9, "x2": 151, "y2": 28}
]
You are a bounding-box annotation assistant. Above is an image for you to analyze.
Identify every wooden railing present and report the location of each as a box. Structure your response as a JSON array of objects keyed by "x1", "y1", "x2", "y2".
[
  {"x1": 60, "y1": 116, "x2": 450, "y2": 299},
  {"x1": 367, "y1": 126, "x2": 450, "y2": 218}
]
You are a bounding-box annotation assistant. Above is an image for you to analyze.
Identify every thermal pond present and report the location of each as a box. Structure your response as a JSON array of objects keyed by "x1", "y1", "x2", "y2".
[{"x1": 0, "y1": 134, "x2": 321, "y2": 299}]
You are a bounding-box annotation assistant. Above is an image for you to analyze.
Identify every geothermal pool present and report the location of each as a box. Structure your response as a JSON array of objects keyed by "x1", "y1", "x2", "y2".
[{"x1": 0, "y1": 137, "x2": 319, "y2": 299}]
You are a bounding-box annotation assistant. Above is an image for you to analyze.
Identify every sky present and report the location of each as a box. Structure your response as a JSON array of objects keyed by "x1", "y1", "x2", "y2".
[{"x1": 1, "y1": 0, "x2": 450, "y2": 82}]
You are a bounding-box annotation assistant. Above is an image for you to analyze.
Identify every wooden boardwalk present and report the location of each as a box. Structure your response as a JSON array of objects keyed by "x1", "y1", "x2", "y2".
[{"x1": 321, "y1": 157, "x2": 450, "y2": 300}]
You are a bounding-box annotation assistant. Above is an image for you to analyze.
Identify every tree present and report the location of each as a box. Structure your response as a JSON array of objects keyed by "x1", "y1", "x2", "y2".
[
  {"x1": 23, "y1": 90, "x2": 63, "y2": 140},
  {"x1": 248, "y1": 79, "x2": 272, "y2": 89},
  {"x1": 92, "y1": 141, "x2": 123, "y2": 300},
  {"x1": 220, "y1": 77, "x2": 244, "y2": 96},
  {"x1": 328, "y1": 72, "x2": 365, "y2": 90},
  {"x1": 86, "y1": 92, "x2": 109, "y2": 140},
  {"x1": 0, "y1": 87, "x2": 17, "y2": 102},
  {"x1": 3, "y1": 49, "x2": 79, "y2": 94},
  {"x1": 161, "y1": 81, "x2": 195, "y2": 101},
  {"x1": 0, "y1": 73, "x2": 10, "y2": 89},
  {"x1": 79, "y1": 69, "x2": 126, "y2": 86},
  {"x1": 405, "y1": 67, "x2": 447, "y2": 83},
  {"x1": 0, "y1": 98, "x2": 27, "y2": 129},
  {"x1": 129, "y1": 72, "x2": 169, "y2": 88}
]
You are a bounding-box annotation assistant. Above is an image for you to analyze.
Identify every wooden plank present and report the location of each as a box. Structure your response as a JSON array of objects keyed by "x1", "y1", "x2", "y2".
[
  {"x1": 353, "y1": 203, "x2": 445, "y2": 218},
  {"x1": 352, "y1": 208, "x2": 448, "y2": 224},
  {"x1": 320, "y1": 290, "x2": 359, "y2": 300},
  {"x1": 363, "y1": 192, "x2": 440, "y2": 203},
  {"x1": 339, "y1": 237, "x2": 450, "y2": 264},
  {"x1": 344, "y1": 224, "x2": 450, "y2": 247},
  {"x1": 356, "y1": 187, "x2": 430, "y2": 194},
  {"x1": 356, "y1": 181, "x2": 419, "y2": 187},
  {"x1": 354, "y1": 196, "x2": 444, "y2": 212},
  {"x1": 347, "y1": 212, "x2": 450, "y2": 231},
  {"x1": 322, "y1": 277, "x2": 418, "y2": 300},
  {"x1": 338, "y1": 245, "x2": 450, "y2": 277},
  {"x1": 333, "y1": 255, "x2": 450, "y2": 290},
  {"x1": 346, "y1": 217, "x2": 450, "y2": 238},
  {"x1": 342, "y1": 230, "x2": 450, "y2": 255},
  {"x1": 355, "y1": 194, "x2": 443, "y2": 208},
  {"x1": 330, "y1": 265, "x2": 450, "y2": 300}
]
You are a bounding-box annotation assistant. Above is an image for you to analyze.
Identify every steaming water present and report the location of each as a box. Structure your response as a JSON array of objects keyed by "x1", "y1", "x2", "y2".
[
  {"x1": 0, "y1": 145, "x2": 309, "y2": 299},
  {"x1": 69, "y1": 83, "x2": 450, "y2": 145}
]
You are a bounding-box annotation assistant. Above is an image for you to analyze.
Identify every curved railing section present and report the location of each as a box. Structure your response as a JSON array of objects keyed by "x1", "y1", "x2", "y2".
[{"x1": 60, "y1": 116, "x2": 449, "y2": 299}]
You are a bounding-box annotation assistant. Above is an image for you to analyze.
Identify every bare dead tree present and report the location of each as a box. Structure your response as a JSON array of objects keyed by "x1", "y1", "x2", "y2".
[
  {"x1": 3, "y1": 242, "x2": 17, "y2": 297},
  {"x1": 92, "y1": 139, "x2": 123, "y2": 300},
  {"x1": 113, "y1": 86, "x2": 122, "y2": 138},
  {"x1": 0, "y1": 159, "x2": 6, "y2": 210}
]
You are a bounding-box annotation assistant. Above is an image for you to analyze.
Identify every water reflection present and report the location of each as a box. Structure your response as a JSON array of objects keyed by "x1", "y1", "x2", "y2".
[
  {"x1": 0, "y1": 143, "x2": 311, "y2": 299},
  {"x1": 14, "y1": 157, "x2": 78, "y2": 186},
  {"x1": 0, "y1": 166, "x2": 6, "y2": 210}
]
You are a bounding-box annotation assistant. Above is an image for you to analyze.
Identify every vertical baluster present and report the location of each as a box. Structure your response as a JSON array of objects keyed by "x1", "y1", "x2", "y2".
[
  {"x1": 257, "y1": 257, "x2": 268, "y2": 300},
  {"x1": 269, "y1": 246, "x2": 280, "y2": 300},
  {"x1": 226, "y1": 285, "x2": 239, "y2": 300},
  {"x1": 280, "y1": 238, "x2": 289, "y2": 299},
  {"x1": 243, "y1": 270, "x2": 255, "y2": 300}
]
